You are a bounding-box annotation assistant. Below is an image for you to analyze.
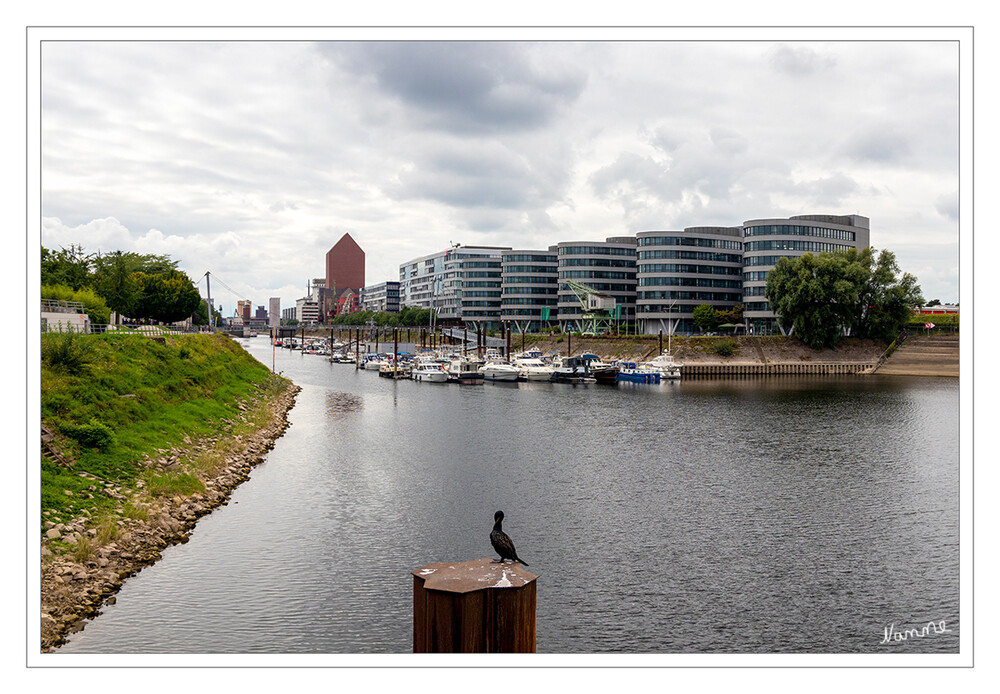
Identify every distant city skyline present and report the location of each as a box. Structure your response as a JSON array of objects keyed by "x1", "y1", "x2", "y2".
[{"x1": 35, "y1": 29, "x2": 967, "y2": 310}]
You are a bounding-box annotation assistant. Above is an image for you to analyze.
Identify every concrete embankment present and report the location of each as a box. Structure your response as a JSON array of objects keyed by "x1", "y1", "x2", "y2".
[{"x1": 873, "y1": 335, "x2": 959, "y2": 377}]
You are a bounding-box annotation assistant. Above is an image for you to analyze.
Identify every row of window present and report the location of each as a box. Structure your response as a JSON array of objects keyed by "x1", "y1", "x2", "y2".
[
  {"x1": 561, "y1": 257, "x2": 637, "y2": 268},
  {"x1": 744, "y1": 224, "x2": 856, "y2": 241},
  {"x1": 638, "y1": 250, "x2": 743, "y2": 264},
  {"x1": 502, "y1": 254, "x2": 557, "y2": 263},
  {"x1": 502, "y1": 265, "x2": 558, "y2": 274},
  {"x1": 631, "y1": 277, "x2": 742, "y2": 289},
  {"x1": 638, "y1": 265, "x2": 741, "y2": 279},
  {"x1": 637, "y1": 236, "x2": 743, "y2": 250},
  {"x1": 558, "y1": 245, "x2": 636, "y2": 256},
  {"x1": 559, "y1": 270, "x2": 636, "y2": 281},
  {"x1": 743, "y1": 240, "x2": 854, "y2": 253},
  {"x1": 636, "y1": 291, "x2": 744, "y2": 303},
  {"x1": 501, "y1": 297, "x2": 559, "y2": 306},
  {"x1": 502, "y1": 286, "x2": 559, "y2": 295},
  {"x1": 502, "y1": 276, "x2": 558, "y2": 285}
]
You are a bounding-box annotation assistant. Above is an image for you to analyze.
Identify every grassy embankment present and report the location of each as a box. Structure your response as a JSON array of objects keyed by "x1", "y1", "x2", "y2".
[{"x1": 40, "y1": 331, "x2": 290, "y2": 555}]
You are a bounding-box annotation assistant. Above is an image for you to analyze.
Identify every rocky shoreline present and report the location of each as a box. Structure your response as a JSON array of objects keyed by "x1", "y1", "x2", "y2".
[{"x1": 39, "y1": 381, "x2": 300, "y2": 653}]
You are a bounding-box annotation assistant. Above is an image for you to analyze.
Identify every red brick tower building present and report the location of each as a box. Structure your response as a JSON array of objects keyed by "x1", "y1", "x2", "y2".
[{"x1": 325, "y1": 233, "x2": 365, "y2": 294}]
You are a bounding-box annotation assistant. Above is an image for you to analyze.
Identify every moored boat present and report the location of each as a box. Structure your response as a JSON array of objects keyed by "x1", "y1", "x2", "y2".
[
  {"x1": 616, "y1": 362, "x2": 661, "y2": 384},
  {"x1": 511, "y1": 355, "x2": 556, "y2": 382},
  {"x1": 447, "y1": 358, "x2": 485, "y2": 384},
  {"x1": 642, "y1": 350, "x2": 683, "y2": 380},
  {"x1": 480, "y1": 360, "x2": 521, "y2": 382}
]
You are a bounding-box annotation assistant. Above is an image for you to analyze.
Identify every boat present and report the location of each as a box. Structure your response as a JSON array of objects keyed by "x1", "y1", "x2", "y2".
[
  {"x1": 641, "y1": 350, "x2": 683, "y2": 380},
  {"x1": 363, "y1": 354, "x2": 387, "y2": 370},
  {"x1": 615, "y1": 361, "x2": 661, "y2": 384},
  {"x1": 578, "y1": 353, "x2": 620, "y2": 384},
  {"x1": 480, "y1": 360, "x2": 521, "y2": 382},
  {"x1": 447, "y1": 358, "x2": 485, "y2": 384},
  {"x1": 411, "y1": 362, "x2": 449, "y2": 382},
  {"x1": 379, "y1": 362, "x2": 410, "y2": 379},
  {"x1": 511, "y1": 355, "x2": 556, "y2": 382},
  {"x1": 550, "y1": 355, "x2": 596, "y2": 383}
]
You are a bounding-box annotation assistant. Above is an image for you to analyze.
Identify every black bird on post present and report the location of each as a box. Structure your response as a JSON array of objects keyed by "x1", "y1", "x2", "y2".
[{"x1": 490, "y1": 510, "x2": 528, "y2": 566}]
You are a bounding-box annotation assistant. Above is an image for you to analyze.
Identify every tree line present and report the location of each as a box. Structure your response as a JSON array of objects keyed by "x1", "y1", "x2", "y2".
[{"x1": 41, "y1": 244, "x2": 205, "y2": 326}]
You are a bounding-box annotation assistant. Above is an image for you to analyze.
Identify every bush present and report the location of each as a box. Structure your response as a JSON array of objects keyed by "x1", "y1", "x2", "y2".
[
  {"x1": 712, "y1": 338, "x2": 738, "y2": 357},
  {"x1": 41, "y1": 330, "x2": 97, "y2": 374},
  {"x1": 62, "y1": 418, "x2": 116, "y2": 450}
]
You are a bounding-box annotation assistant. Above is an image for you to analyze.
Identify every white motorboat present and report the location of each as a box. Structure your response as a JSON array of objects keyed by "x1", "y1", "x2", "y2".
[
  {"x1": 411, "y1": 358, "x2": 449, "y2": 382},
  {"x1": 363, "y1": 355, "x2": 387, "y2": 371},
  {"x1": 480, "y1": 360, "x2": 521, "y2": 382},
  {"x1": 511, "y1": 355, "x2": 555, "y2": 381},
  {"x1": 410, "y1": 362, "x2": 448, "y2": 383},
  {"x1": 642, "y1": 350, "x2": 683, "y2": 380}
]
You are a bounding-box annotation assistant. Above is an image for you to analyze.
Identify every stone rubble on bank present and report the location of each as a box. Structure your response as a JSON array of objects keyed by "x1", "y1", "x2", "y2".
[{"x1": 39, "y1": 382, "x2": 300, "y2": 653}]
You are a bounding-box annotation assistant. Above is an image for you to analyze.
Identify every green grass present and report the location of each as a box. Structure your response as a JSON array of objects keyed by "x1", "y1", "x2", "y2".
[{"x1": 39, "y1": 332, "x2": 287, "y2": 535}]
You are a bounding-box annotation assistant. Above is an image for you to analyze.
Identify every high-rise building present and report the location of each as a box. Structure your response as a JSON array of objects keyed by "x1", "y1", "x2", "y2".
[
  {"x1": 361, "y1": 281, "x2": 401, "y2": 313},
  {"x1": 398, "y1": 245, "x2": 511, "y2": 327},
  {"x1": 325, "y1": 233, "x2": 365, "y2": 294},
  {"x1": 635, "y1": 226, "x2": 744, "y2": 335},
  {"x1": 742, "y1": 214, "x2": 870, "y2": 334},
  {"x1": 556, "y1": 237, "x2": 637, "y2": 333},
  {"x1": 500, "y1": 247, "x2": 559, "y2": 332}
]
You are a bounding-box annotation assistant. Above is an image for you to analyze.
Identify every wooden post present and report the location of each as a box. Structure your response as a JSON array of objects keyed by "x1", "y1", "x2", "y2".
[
  {"x1": 393, "y1": 328, "x2": 399, "y2": 379},
  {"x1": 659, "y1": 329, "x2": 663, "y2": 355},
  {"x1": 412, "y1": 558, "x2": 537, "y2": 653}
]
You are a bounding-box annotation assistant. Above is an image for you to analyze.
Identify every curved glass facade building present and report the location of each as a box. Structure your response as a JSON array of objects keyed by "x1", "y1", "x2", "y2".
[
  {"x1": 742, "y1": 214, "x2": 871, "y2": 334},
  {"x1": 556, "y1": 236, "x2": 637, "y2": 332},
  {"x1": 635, "y1": 226, "x2": 744, "y2": 335},
  {"x1": 500, "y1": 247, "x2": 559, "y2": 332}
]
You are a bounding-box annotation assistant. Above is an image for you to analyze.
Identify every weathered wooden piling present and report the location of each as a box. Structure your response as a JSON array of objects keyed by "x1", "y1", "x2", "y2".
[{"x1": 412, "y1": 558, "x2": 537, "y2": 653}]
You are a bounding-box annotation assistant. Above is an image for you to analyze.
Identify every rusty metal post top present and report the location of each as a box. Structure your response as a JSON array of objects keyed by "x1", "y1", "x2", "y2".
[{"x1": 412, "y1": 558, "x2": 537, "y2": 594}]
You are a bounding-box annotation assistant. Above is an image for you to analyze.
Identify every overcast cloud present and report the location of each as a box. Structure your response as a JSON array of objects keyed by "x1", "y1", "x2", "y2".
[{"x1": 38, "y1": 34, "x2": 962, "y2": 313}]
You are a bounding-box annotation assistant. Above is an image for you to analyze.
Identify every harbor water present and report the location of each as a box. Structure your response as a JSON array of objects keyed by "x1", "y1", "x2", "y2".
[{"x1": 57, "y1": 337, "x2": 961, "y2": 654}]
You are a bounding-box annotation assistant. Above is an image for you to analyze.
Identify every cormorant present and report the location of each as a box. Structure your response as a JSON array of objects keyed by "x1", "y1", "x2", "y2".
[{"x1": 490, "y1": 510, "x2": 528, "y2": 566}]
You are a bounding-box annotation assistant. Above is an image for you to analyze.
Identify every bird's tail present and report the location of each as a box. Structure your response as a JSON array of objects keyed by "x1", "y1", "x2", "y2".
[{"x1": 519, "y1": 559, "x2": 529, "y2": 566}]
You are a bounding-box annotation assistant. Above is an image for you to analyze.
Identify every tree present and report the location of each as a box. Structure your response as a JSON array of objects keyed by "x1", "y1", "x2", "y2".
[
  {"x1": 692, "y1": 304, "x2": 720, "y2": 333},
  {"x1": 718, "y1": 303, "x2": 744, "y2": 325},
  {"x1": 765, "y1": 248, "x2": 923, "y2": 349},
  {"x1": 91, "y1": 251, "x2": 140, "y2": 324},
  {"x1": 41, "y1": 245, "x2": 92, "y2": 290},
  {"x1": 131, "y1": 270, "x2": 203, "y2": 324},
  {"x1": 849, "y1": 248, "x2": 924, "y2": 342}
]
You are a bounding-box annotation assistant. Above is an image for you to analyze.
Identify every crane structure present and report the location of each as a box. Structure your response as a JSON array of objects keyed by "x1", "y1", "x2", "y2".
[{"x1": 561, "y1": 279, "x2": 620, "y2": 335}]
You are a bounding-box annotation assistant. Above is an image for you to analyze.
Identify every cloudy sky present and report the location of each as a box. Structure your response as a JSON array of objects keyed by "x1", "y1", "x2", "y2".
[{"x1": 36, "y1": 29, "x2": 965, "y2": 314}]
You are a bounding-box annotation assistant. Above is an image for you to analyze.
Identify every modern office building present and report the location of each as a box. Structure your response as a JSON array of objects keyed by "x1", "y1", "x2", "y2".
[
  {"x1": 500, "y1": 247, "x2": 559, "y2": 333},
  {"x1": 295, "y1": 296, "x2": 320, "y2": 324},
  {"x1": 742, "y1": 214, "x2": 871, "y2": 334},
  {"x1": 556, "y1": 236, "x2": 637, "y2": 333},
  {"x1": 325, "y1": 233, "x2": 366, "y2": 294},
  {"x1": 635, "y1": 226, "x2": 744, "y2": 335},
  {"x1": 361, "y1": 281, "x2": 401, "y2": 313},
  {"x1": 398, "y1": 245, "x2": 510, "y2": 327}
]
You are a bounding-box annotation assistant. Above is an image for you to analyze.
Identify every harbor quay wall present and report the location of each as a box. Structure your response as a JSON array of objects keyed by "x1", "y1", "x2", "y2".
[{"x1": 682, "y1": 362, "x2": 876, "y2": 377}]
